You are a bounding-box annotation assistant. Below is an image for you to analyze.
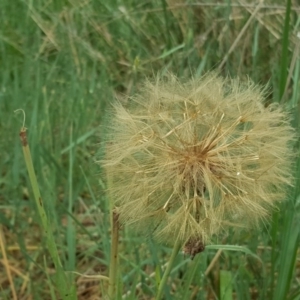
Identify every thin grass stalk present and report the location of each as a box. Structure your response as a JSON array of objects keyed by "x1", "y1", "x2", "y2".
[
  {"x1": 161, "y1": 0, "x2": 171, "y2": 49},
  {"x1": 17, "y1": 116, "x2": 77, "y2": 300},
  {"x1": 155, "y1": 238, "x2": 181, "y2": 300},
  {"x1": 220, "y1": 270, "x2": 233, "y2": 300},
  {"x1": 270, "y1": 209, "x2": 279, "y2": 298},
  {"x1": 0, "y1": 226, "x2": 17, "y2": 300},
  {"x1": 271, "y1": 0, "x2": 292, "y2": 296},
  {"x1": 273, "y1": 202, "x2": 299, "y2": 300},
  {"x1": 272, "y1": 154, "x2": 300, "y2": 300},
  {"x1": 67, "y1": 124, "x2": 76, "y2": 273},
  {"x1": 279, "y1": 0, "x2": 292, "y2": 100},
  {"x1": 218, "y1": 0, "x2": 264, "y2": 70},
  {"x1": 108, "y1": 210, "x2": 120, "y2": 299}
]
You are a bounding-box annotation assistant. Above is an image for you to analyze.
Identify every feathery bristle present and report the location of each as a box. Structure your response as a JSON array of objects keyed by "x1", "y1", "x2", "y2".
[{"x1": 100, "y1": 72, "x2": 295, "y2": 246}]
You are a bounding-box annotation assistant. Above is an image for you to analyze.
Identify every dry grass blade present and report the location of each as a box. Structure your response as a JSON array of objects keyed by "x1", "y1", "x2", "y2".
[
  {"x1": 0, "y1": 226, "x2": 17, "y2": 300},
  {"x1": 218, "y1": 0, "x2": 264, "y2": 70}
]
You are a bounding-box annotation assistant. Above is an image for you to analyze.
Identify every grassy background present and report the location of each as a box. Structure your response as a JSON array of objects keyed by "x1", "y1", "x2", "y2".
[{"x1": 0, "y1": 0, "x2": 299, "y2": 299}]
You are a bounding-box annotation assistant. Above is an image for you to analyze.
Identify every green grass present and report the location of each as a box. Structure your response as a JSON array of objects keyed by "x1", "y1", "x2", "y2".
[{"x1": 0, "y1": 0, "x2": 299, "y2": 299}]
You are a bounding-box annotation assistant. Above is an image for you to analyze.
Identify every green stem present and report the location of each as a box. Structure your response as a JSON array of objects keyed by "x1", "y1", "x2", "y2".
[
  {"x1": 155, "y1": 239, "x2": 182, "y2": 300},
  {"x1": 108, "y1": 210, "x2": 119, "y2": 299},
  {"x1": 19, "y1": 126, "x2": 77, "y2": 299},
  {"x1": 279, "y1": 0, "x2": 291, "y2": 101}
]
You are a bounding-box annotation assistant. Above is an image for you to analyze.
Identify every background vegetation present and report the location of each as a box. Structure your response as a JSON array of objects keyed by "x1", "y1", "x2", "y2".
[{"x1": 0, "y1": 0, "x2": 299, "y2": 299}]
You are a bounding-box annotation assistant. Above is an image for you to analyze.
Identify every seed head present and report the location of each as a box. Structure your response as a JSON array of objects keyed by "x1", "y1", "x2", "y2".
[{"x1": 100, "y1": 73, "x2": 295, "y2": 246}]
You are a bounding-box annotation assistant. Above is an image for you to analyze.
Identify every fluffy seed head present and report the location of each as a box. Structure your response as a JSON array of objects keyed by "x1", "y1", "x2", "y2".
[{"x1": 100, "y1": 73, "x2": 295, "y2": 246}]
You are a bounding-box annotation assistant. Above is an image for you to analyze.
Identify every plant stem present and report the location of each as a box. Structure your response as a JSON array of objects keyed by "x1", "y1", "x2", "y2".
[
  {"x1": 108, "y1": 210, "x2": 120, "y2": 299},
  {"x1": 17, "y1": 123, "x2": 77, "y2": 299},
  {"x1": 155, "y1": 238, "x2": 182, "y2": 300}
]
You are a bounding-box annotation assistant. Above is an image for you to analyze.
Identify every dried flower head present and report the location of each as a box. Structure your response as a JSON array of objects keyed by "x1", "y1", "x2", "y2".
[{"x1": 100, "y1": 73, "x2": 295, "y2": 247}]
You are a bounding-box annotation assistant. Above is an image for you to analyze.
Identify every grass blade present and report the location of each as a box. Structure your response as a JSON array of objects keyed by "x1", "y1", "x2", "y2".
[
  {"x1": 17, "y1": 118, "x2": 77, "y2": 300},
  {"x1": 279, "y1": 0, "x2": 292, "y2": 100},
  {"x1": 220, "y1": 270, "x2": 233, "y2": 300}
]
